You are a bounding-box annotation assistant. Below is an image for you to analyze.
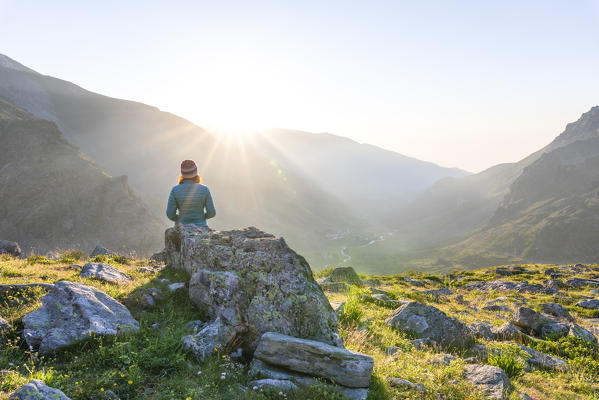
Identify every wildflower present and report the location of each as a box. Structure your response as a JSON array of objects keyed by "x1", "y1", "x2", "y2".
[
  {"x1": 253, "y1": 386, "x2": 258, "y2": 391},
  {"x1": 197, "y1": 371, "x2": 202, "y2": 375},
  {"x1": 128, "y1": 380, "x2": 133, "y2": 384},
  {"x1": 100, "y1": 388, "x2": 104, "y2": 392}
]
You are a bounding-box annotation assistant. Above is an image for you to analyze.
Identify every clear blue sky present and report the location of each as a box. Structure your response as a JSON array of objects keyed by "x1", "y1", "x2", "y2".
[{"x1": 1, "y1": 0, "x2": 599, "y2": 172}]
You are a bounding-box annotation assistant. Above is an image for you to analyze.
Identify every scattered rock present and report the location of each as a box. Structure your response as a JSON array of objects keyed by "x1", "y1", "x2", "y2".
[
  {"x1": 577, "y1": 299, "x2": 599, "y2": 309},
  {"x1": 167, "y1": 226, "x2": 341, "y2": 354},
  {"x1": 385, "y1": 345, "x2": 400, "y2": 356},
  {"x1": 0, "y1": 240, "x2": 21, "y2": 257},
  {"x1": 254, "y1": 332, "x2": 373, "y2": 388},
  {"x1": 540, "y1": 322, "x2": 569, "y2": 339},
  {"x1": 9, "y1": 379, "x2": 70, "y2": 400},
  {"x1": 325, "y1": 266, "x2": 362, "y2": 285},
  {"x1": 590, "y1": 289, "x2": 599, "y2": 295},
  {"x1": 464, "y1": 280, "x2": 555, "y2": 295},
  {"x1": 79, "y1": 262, "x2": 132, "y2": 284},
  {"x1": 469, "y1": 322, "x2": 495, "y2": 340},
  {"x1": 23, "y1": 281, "x2": 139, "y2": 355},
  {"x1": 463, "y1": 364, "x2": 510, "y2": 400},
  {"x1": 185, "y1": 320, "x2": 207, "y2": 332},
  {"x1": 514, "y1": 344, "x2": 568, "y2": 371},
  {"x1": 483, "y1": 304, "x2": 511, "y2": 312},
  {"x1": 422, "y1": 287, "x2": 453, "y2": 298},
  {"x1": 89, "y1": 245, "x2": 116, "y2": 258},
  {"x1": 569, "y1": 324, "x2": 598, "y2": 344},
  {"x1": 408, "y1": 338, "x2": 432, "y2": 349},
  {"x1": 139, "y1": 293, "x2": 155, "y2": 308},
  {"x1": 0, "y1": 316, "x2": 10, "y2": 339},
  {"x1": 403, "y1": 276, "x2": 426, "y2": 287},
  {"x1": 491, "y1": 322, "x2": 522, "y2": 341},
  {"x1": 249, "y1": 379, "x2": 299, "y2": 391},
  {"x1": 541, "y1": 303, "x2": 574, "y2": 321},
  {"x1": 181, "y1": 316, "x2": 239, "y2": 360},
  {"x1": 320, "y1": 282, "x2": 348, "y2": 293},
  {"x1": 385, "y1": 301, "x2": 474, "y2": 349},
  {"x1": 429, "y1": 353, "x2": 456, "y2": 366},
  {"x1": 168, "y1": 282, "x2": 186, "y2": 292},
  {"x1": 150, "y1": 248, "x2": 167, "y2": 264},
  {"x1": 387, "y1": 377, "x2": 426, "y2": 393},
  {"x1": 511, "y1": 307, "x2": 553, "y2": 335},
  {"x1": 249, "y1": 359, "x2": 369, "y2": 400},
  {"x1": 565, "y1": 278, "x2": 599, "y2": 288}
]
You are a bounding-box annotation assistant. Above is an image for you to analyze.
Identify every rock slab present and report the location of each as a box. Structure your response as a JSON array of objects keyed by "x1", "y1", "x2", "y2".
[
  {"x1": 253, "y1": 332, "x2": 373, "y2": 388},
  {"x1": 23, "y1": 281, "x2": 139, "y2": 355},
  {"x1": 9, "y1": 380, "x2": 70, "y2": 400}
]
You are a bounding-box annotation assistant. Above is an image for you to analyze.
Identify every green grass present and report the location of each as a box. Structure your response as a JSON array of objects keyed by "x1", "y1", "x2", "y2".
[{"x1": 2, "y1": 257, "x2": 599, "y2": 399}]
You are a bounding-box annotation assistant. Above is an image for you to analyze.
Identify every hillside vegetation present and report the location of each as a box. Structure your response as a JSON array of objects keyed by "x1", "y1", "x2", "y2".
[{"x1": 2, "y1": 251, "x2": 598, "y2": 399}]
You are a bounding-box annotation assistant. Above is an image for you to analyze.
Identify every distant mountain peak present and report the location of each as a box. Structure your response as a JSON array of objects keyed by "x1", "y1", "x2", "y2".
[
  {"x1": 551, "y1": 105, "x2": 599, "y2": 149},
  {"x1": 0, "y1": 54, "x2": 37, "y2": 73}
]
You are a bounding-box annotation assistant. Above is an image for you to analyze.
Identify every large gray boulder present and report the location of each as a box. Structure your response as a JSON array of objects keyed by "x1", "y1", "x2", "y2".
[
  {"x1": 9, "y1": 380, "x2": 70, "y2": 400},
  {"x1": 253, "y1": 332, "x2": 373, "y2": 389},
  {"x1": 166, "y1": 226, "x2": 340, "y2": 354},
  {"x1": 385, "y1": 301, "x2": 474, "y2": 349},
  {"x1": 0, "y1": 240, "x2": 21, "y2": 257},
  {"x1": 463, "y1": 364, "x2": 510, "y2": 400},
  {"x1": 23, "y1": 281, "x2": 139, "y2": 355},
  {"x1": 79, "y1": 262, "x2": 132, "y2": 284}
]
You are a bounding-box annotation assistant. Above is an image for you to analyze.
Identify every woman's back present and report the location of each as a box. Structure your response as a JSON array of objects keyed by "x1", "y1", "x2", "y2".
[{"x1": 166, "y1": 160, "x2": 216, "y2": 227}]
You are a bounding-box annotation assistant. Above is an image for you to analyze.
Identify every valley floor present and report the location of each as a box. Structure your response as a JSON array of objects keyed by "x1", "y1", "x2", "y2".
[{"x1": 1, "y1": 253, "x2": 598, "y2": 399}]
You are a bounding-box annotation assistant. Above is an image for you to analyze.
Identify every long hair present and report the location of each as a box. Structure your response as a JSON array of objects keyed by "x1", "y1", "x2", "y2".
[{"x1": 178, "y1": 174, "x2": 202, "y2": 184}]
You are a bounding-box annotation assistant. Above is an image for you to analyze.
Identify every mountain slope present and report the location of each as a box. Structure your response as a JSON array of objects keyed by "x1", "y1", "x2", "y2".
[
  {"x1": 0, "y1": 53, "x2": 467, "y2": 260},
  {"x1": 0, "y1": 97, "x2": 162, "y2": 254},
  {"x1": 448, "y1": 107, "x2": 599, "y2": 265}
]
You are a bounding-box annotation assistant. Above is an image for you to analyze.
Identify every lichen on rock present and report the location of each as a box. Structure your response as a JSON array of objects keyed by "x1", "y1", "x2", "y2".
[{"x1": 166, "y1": 225, "x2": 341, "y2": 356}]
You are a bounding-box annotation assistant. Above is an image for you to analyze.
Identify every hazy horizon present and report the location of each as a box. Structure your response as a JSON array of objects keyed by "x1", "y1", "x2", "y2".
[{"x1": 2, "y1": 0, "x2": 599, "y2": 172}]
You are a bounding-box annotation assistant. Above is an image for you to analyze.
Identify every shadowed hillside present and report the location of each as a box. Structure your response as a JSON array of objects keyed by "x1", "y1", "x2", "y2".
[{"x1": 0, "y1": 97, "x2": 162, "y2": 255}]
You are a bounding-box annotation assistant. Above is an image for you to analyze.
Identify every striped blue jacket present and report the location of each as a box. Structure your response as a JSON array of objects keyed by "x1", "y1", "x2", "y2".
[{"x1": 166, "y1": 181, "x2": 216, "y2": 227}]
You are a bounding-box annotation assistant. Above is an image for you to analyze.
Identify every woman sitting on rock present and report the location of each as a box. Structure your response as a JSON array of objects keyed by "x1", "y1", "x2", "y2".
[{"x1": 166, "y1": 159, "x2": 216, "y2": 229}]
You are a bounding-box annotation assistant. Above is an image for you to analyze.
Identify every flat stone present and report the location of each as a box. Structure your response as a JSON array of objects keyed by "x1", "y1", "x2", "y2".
[{"x1": 253, "y1": 332, "x2": 373, "y2": 388}]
